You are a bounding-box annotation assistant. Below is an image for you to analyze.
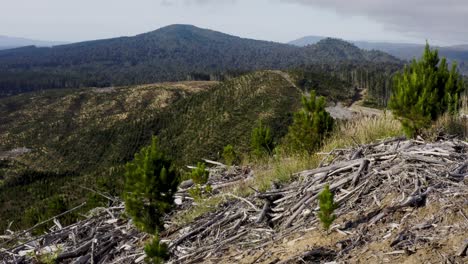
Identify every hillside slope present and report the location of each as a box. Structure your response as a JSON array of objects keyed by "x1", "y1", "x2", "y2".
[
  {"x1": 0, "y1": 70, "x2": 353, "y2": 232},
  {"x1": 0, "y1": 81, "x2": 217, "y2": 232},
  {"x1": 0, "y1": 25, "x2": 401, "y2": 97}
]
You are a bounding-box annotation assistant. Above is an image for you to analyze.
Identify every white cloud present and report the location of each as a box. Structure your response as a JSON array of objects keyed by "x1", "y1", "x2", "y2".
[{"x1": 281, "y1": 0, "x2": 468, "y2": 44}]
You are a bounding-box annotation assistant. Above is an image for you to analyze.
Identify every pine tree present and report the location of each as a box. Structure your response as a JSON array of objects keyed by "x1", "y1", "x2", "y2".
[
  {"x1": 222, "y1": 144, "x2": 238, "y2": 166},
  {"x1": 389, "y1": 43, "x2": 465, "y2": 137},
  {"x1": 190, "y1": 162, "x2": 209, "y2": 185},
  {"x1": 144, "y1": 234, "x2": 170, "y2": 264},
  {"x1": 317, "y1": 184, "x2": 337, "y2": 231},
  {"x1": 124, "y1": 136, "x2": 179, "y2": 234},
  {"x1": 188, "y1": 162, "x2": 212, "y2": 201},
  {"x1": 251, "y1": 122, "x2": 274, "y2": 157},
  {"x1": 285, "y1": 91, "x2": 334, "y2": 153}
]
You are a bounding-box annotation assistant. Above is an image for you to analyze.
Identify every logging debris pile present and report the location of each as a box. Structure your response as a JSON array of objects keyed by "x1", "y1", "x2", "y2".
[{"x1": 0, "y1": 137, "x2": 467, "y2": 263}]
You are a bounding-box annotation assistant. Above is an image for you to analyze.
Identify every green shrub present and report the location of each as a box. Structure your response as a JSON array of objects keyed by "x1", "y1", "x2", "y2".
[
  {"x1": 318, "y1": 184, "x2": 337, "y2": 231},
  {"x1": 251, "y1": 122, "x2": 274, "y2": 157},
  {"x1": 222, "y1": 144, "x2": 238, "y2": 166},
  {"x1": 285, "y1": 91, "x2": 334, "y2": 153},
  {"x1": 190, "y1": 162, "x2": 209, "y2": 185},
  {"x1": 389, "y1": 43, "x2": 465, "y2": 137},
  {"x1": 144, "y1": 235, "x2": 169, "y2": 264},
  {"x1": 124, "y1": 136, "x2": 179, "y2": 234},
  {"x1": 188, "y1": 163, "x2": 212, "y2": 201}
]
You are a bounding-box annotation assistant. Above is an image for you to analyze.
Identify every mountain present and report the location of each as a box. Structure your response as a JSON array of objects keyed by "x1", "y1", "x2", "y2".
[
  {"x1": 288, "y1": 35, "x2": 325, "y2": 47},
  {"x1": 0, "y1": 25, "x2": 401, "y2": 97},
  {"x1": 290, "y1": 36, "x2": 468, "y2": 75},
  {"x1": 0, "y1": 35, "x2": 67, "y2": 50}
]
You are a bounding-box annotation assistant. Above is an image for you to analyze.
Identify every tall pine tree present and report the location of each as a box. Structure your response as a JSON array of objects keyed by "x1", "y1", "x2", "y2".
[
  {"x1": 389, "y1": 43, "x2": 464, "y2": 137},
  {"x1": 124, "y1": 136, "x2": 179, "y2": 234}
]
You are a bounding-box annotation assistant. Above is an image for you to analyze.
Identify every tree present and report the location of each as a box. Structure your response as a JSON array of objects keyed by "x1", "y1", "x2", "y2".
[
  {"x1": 124, "y1": 136, "x2": 179, "y2": 234},
  {"x1": 317, "y1": 184, "x2": 337, "y2": 231},
  {"x1": 389, "y1": 43, "x2": 465, "y2": 137},
  {"x1": 188, "y1": 162, "x2": 211, "y2": 201},
  {"x1": 144, "y1": 234, "x2": 170, "y2": 264},
  {"x1": 285, "y1": 91, "x2": 334, "y2": 153},
  {"x1": 222, "y1": 144, "x2": 238, "y2": 166},
  {"x1": 190, "y1": 162, "x2": 209, "y2": 185},
  {"x1": 251, "y1": 122, "x2": 274, "y2": 157}
]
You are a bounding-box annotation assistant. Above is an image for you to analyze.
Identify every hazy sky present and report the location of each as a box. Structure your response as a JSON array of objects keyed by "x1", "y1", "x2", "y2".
[{"x1": 1, "y1": 0, "x2": 466, "y2": 45}]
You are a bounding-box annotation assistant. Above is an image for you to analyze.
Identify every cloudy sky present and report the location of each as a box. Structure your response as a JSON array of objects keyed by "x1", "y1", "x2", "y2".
[{"x1": 1, "y1": 0, "x2": 466, "y2": 45}]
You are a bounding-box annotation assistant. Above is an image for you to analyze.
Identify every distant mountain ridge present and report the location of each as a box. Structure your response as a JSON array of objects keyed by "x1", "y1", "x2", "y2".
[
  {"x1": 0, "y1": 35, "x2": 67, "y2": 50},
  {"x1": 0, "y1": 24, "x2": 401, "y2": 97},
  {"x1": 290, "y1": 36, "x2": 468, "y2": 75}
]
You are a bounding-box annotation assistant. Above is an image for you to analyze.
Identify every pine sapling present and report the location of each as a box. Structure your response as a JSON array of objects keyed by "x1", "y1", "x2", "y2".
[
  {"x1": 144, "y1": 234, "x2": 169, "y2": 264},
  {"x1": 222, "y1": 144, "x2": 238, "y2": 166},
  {"x1": 318, "y1": 184, "x2": 337, "y2": 231},
  {"x1": 188, "y1": 162, "x2": 211, "y2": 201}
]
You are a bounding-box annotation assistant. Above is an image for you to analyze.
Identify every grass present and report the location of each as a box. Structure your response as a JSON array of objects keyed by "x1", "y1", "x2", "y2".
[
  {"x1": 422, "y1": 95, "x2": 468, "y2": 141},
  {"x1": 321, "y1": 113, "x2": 402, "y2": 151}
]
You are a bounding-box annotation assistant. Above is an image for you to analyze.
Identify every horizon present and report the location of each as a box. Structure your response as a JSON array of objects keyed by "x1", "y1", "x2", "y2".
[
  {"x1": 1, "y1": 24, "x2": 462, "y2": 48},
  {"x1": 2, "y1": 0, "x2": 467, "y2": 46}
]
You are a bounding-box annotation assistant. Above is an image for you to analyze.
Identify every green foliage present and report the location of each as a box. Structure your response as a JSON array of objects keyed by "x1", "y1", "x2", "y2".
[
  {"x1": 124, "y1": 136, "x2": 179, "y2": 234},
  {"x1": 188, "y1": 163, "x2": 212, "y2": 201},
  {"x1": 389, "y1": 43, "x2": 465, "y2": 137},
  {"x1": 285, "y1": 91, "x2": 334, "y2": 153},
  {"x1": 46, "y1": 196, "x2": 67, "y2": 217},
  {"x1": 0, "y1": 26, "x2": 401, "y2": 98},
  {"x1": 144, "y1": 235, "x2": 169, "y2": 264},
  {"x1": 190, "y1": 162, "x2": 209, "y2": 185},
  {"x1": 251, "y1": 122, "x2": 275, "y2": 157},
  {"x1": 222, "y1": 144, "x2": 238, "y2": 166},
  {"x1": 317, "y1": 184, "x2": 337, "y2": 231}
]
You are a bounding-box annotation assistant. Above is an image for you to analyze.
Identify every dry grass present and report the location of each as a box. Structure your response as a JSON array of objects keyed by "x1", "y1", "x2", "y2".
[
  {"x1": 253, "y1": 114, "x2": 403, "y2": 190},
  {"x1": 322, "y1": 113, "x2": 402, "y2": 151},
  {"x1": 422, "y1": 95, "x2": 468, "y2": 141},
  {"x1": 461, "y1": 94, "x2": 468, "y2": 116}
]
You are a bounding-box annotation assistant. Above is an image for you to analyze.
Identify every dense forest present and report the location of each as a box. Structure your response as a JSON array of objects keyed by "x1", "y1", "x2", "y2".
[
  {"x1": 290, "y1": 36, "x2": 468, "y2": 76},
  {"x1": 0, "y1": 25, "x2": 402, "y2": 97}
]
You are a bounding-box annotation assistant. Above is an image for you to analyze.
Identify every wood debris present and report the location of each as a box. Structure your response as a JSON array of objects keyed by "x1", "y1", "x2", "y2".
[{"x1": 1, "y1": 137, "x2": 467, "y2": 263}]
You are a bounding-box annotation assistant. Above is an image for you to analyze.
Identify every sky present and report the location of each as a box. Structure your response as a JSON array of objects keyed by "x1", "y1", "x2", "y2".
[{"x1": 1, "y1": 0, "x2": 467, "y2": 46}]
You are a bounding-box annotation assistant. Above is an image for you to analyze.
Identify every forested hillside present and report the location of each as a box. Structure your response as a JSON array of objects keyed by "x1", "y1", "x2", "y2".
[
  {"x1": 0, "y1": 70, "x2": 353, "y2": 232},
  {"x1": 0, "y1": 25, "x2": 401, "y2": 97},
  {"x1": 0, "y1": 81, "x2": 216, "y2": 232},
  {"x1": 290, "y1": 36, "x2": 468, "y2": 75}
]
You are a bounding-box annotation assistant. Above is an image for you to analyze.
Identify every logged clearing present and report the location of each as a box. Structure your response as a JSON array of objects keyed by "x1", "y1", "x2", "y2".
[{"x1": 1, "y1": 137, "x2": 466, "y2": 263}]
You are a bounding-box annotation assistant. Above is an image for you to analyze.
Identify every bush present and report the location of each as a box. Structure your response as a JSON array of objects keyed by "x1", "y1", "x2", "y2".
[
  {"x1": 389, "y1": 43, "x2": 465, "y2": 137},
  {"x1": 318, "y1": 184, "x2": 337, "y2": 231},
  {"x1": 251, "y1": 122, "x2": 274, "y2": 157},
  {"x1": 124, "y1": 136, "x2": 179, "y2": 234},
  {"x1": 188, "y1": 162, "x2": 211, "y2": 201},
  {"x1": 144, "y1": 235, "x2": 169, "y2": 264},
  {"x1": 285, "y1": 91, "x2": 334, "y2": 153},
  {"x1": 222, "y1": 144, "x2": 238, "y2": 166},
  {"x1": 190, "y1": 162, "x2": 209, "y2": 185}
]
